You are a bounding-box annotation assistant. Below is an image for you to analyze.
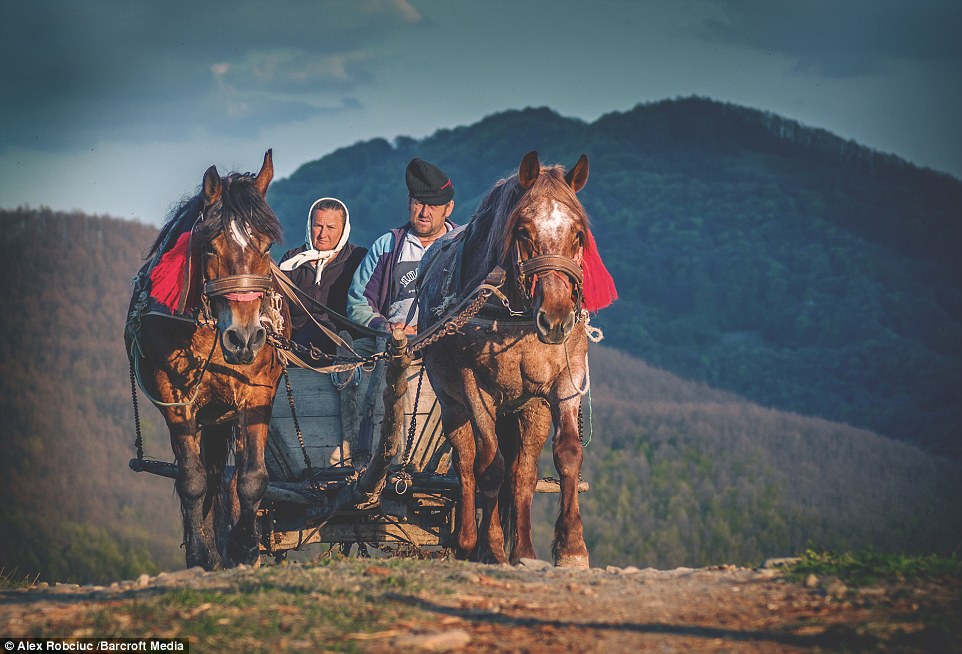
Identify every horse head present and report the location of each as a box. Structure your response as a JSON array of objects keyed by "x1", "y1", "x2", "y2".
[
  {"x1": 198, "y1": 150, "x2": 281, "y2": 364},
  {"x1": 510, "y1": 151, "x2": 590, "y2": 344}
]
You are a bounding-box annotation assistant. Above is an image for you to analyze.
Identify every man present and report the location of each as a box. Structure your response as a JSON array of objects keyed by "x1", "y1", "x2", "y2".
[
  {"x1": 347, "y1": 158, "x2": 456, "y2": 334},
  {"x1": 279, "y1": 197, "x2": 366, "y2": 355}
]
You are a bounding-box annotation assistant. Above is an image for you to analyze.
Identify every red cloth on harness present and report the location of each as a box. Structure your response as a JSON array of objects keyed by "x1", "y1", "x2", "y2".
[
  {"x1": 582, "y1": 229, "x2": 617, "y2": 312},
  {"x1": 149, "y1": 231, "x2": 201, "y2": 312}
]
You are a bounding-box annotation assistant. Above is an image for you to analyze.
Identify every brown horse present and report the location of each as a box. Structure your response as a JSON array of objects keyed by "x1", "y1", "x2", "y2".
[
  {"x1": 419, "y1": 151, "x2": 611, "y2": 567},
  {"x1": 126, "y1": 151, "x2": 289, "y2": 570}
]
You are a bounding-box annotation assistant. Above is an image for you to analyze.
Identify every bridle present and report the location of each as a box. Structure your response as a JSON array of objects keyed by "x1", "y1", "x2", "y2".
[
  {"x1": 195, "y1": 213, "x2": 275, "y2": 311},
  {"x1": 513, "y1": 241, "x2": 585, "y2": 315},
  {"x1": 204, "y1": 273, "x2": 274, "y2": 303}
]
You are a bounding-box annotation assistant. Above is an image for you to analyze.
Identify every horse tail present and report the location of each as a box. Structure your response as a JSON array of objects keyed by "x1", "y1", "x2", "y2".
[
  {"x1": 496, "y1": 412, "x2": 521, "y2": 561},
  {"x1": 200, "y1": 422, "x2": 238, "y2": 559}
]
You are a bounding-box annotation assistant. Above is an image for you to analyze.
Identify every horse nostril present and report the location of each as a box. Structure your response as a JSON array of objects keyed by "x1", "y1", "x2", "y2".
[
  {"x1": 537, "y1": 310, "x2": 551, "y2": 334},
  {"x1": 226, "y1": 329, "x2": 243, "y2": 349},
  {"x1": 251, "y1": 327, "x2": 267, "y2": 350}
]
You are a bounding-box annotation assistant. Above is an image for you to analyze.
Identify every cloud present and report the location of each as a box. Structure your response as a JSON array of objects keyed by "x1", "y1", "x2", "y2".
[
  {"x1": 212, "y1": 50, "x2": 374, "y2": 92},
  {"x1": 698, "y1": 0, "x2": 962, "y2": 78},
  {"x1": 0, "y1": 1, "x2": 420, "y2": 150}
]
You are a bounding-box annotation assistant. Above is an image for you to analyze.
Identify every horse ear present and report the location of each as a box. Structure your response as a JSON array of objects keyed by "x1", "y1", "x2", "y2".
[
  {"x1": 253, "y1": 148, "x2": 274, "y2": 196},
  {"x1": 565, "y1": 154, "x2": 589, "y2": 192},
  {"x1": 518, "y1": 151, "x2": 540, "y2": 189},
  {"x1": 202, "y1": 165, "x2": 222, "y2": 205}
]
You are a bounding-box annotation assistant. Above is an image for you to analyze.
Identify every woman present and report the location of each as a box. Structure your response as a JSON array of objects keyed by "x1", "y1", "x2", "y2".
[{"x1": 279, "y1": 197, "x2": 367, "y2": 357}]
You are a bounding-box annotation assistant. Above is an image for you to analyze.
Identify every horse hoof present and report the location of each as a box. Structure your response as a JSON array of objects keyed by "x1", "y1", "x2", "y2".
[
  {"x1": 186, "y1": 551, "x2": 220, "y2": 572},
  {"x1": 554, "y1": 553, "x2": 590, "y2": 569}
]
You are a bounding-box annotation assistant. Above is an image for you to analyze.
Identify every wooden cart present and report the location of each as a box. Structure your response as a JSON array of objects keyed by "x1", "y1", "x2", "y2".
[{"x1": 132, "y1": 332, "x2": 584, "y2": 561}]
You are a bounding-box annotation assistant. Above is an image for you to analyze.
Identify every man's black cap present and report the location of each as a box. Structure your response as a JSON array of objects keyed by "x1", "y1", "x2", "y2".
[{"x1": 406, "y1": 158, "x2": 454, "y2": 205}]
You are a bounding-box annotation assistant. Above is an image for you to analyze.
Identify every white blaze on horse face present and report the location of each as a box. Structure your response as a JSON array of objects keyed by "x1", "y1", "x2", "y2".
[
  {"x1": 229, "y1": 219, "x2": 251, "y2": 250},
  {"x1": 540, "y1": 200, "x2": 577, "y2": 249}
]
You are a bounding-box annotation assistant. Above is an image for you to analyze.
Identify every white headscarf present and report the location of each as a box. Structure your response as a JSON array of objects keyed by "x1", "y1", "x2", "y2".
[{"x1": 279, "y1": 197, "x2": 351, "y2": 285}]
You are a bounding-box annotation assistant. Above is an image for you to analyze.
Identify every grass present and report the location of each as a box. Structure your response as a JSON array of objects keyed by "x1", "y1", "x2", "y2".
[
  {"x1": 0, "y1": 566, "x2": 40, "y2": 589},
  {"x1": 63, "y1": 560, "x2": 444, "y2": 651},
  {"x1": 788, "y1": 547, "x2": 962, "y2": 587}
]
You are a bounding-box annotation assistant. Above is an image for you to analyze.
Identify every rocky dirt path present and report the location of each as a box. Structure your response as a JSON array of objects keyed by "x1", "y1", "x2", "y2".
[{"x1": 1, "y1": 559, "x2": 959, "y2": 652}]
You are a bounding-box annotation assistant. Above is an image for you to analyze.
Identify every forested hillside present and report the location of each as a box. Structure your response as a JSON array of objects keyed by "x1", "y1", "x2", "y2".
[
  {"x1": 0, "y1": 208, "x2": 181, "y2": 584},
  {"x1": 1, "y1": 208, "x2": 958, "y2": 583},
  {"x1": 268, "y1": 97, "x2": 962, "y2": 459},
  {"x1": 532, "y1": 348, "x2": 961, "y2": 568}
]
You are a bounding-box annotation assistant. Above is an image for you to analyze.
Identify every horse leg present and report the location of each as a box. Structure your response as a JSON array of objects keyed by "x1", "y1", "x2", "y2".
[
  {"x1": 466, "y1": 391, "x2": 506, "y2": 564},
  {"x1": 201, "y1": 422, "x2": 237, "y2": 560},
  {"x1": 446, "y1": 420, "x2": 479, "y2": 560},
  {"x1": 476, "y1": 480, "x2": 506, "y2": 564},
  {"x1": 551, "y1": 400, "x2": 589, "y2": 568},
  {"x1": 169, "y1": 419, "x2": 220, "y2": 570},
  {"x1": 502, "y1": 402, "x2": 552, "y2": 564},
  {"x1": 429, "y1": 354, "x2": 505, "y2": 563},
  {"x1": 224, "y1": 404, "x2": 270, "y2": 567}
]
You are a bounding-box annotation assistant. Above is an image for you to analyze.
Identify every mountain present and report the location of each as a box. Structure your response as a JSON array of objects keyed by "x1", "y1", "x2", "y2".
[
  {"x1": 0, "y1": 208, "x2": 182, "y2": 584},
  {"x1": 267, "y1": 97, "x2": 962, "y2": 459},
  {"x1": 1, "y1": 208, "x2": 958, "y2": 582}
]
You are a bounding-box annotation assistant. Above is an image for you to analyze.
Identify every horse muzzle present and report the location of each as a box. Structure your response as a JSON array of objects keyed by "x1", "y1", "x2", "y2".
[
  {"x1": 220, "y1": 320, "x2": 267, "y2": 364},
  {"x1": 205, "y1": 275, "x2": 273, "y2": 364},
  {"x1": 535, "y1": 305, "x2": 575, "y2": 344},
  {"x1": 531, "y1": 271, "x2": 578, "y2": 345}
]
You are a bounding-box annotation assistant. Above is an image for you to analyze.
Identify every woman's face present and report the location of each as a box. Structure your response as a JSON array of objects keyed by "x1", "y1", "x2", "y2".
[{"x1": 311, "y1": 208, "x2": 345, "y2": 251}]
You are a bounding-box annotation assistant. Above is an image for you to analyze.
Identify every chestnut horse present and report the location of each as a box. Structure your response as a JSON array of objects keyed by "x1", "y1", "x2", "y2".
[
  {"x1": 126, "y1": 151, "x2": 289, "y2": 570},
  {"x1": 419, "y1": 151, "x2": 609, "y2": 567}
]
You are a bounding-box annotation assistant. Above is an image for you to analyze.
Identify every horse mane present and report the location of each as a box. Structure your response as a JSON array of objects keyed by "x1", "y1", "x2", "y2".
[
  {"x1": 148, "y1": 195, "x2": 204, "y2": 258},
  {"x1": 191, "y1": 173, "x2": 283, "y2": 253},
  {"x1": 463, "y1": 163, "x2": 616, "y2": 312},
  {"x1": 466, "y1": 165, "x2": 589, "y2": 273},
  {"x1": 145, "y1": 170, "x2": 283, "y2": 313},
  {"x1": 148, "y1": 172, "x2": 283, "y2": 259}
]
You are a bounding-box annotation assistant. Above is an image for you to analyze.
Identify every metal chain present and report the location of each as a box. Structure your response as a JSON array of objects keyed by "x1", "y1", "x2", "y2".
[
  {"x1": 129, "y1": 358, "x2": 144, "y2": 462},
  {"x1": 281, "y1": 362, "x2": 319, "y2": 491},
  {"x1": 267, "y1": 327, "x2": 385, "y2": 370},
  {"x1": 577, "y1": 403, "x2": 586, "y2": 447},
  {"x1": 403, "y1": 365, "x2": 426, "y2": 468},
  {"x1": 410, "y1": 289, "x2": 493, "y2": 354}
]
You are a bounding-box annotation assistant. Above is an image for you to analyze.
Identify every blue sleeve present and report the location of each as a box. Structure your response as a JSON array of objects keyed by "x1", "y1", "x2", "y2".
[{"x1": 347, "y1": 232, "x2": 394, "y2": 330}]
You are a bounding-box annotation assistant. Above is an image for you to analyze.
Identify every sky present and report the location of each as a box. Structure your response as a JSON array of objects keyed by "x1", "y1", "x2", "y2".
[{"x1": 1, "y1": 0, "x2": 960, "y2": 226}]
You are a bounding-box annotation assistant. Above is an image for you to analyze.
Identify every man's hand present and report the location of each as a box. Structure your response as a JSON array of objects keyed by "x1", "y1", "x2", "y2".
[{"x1": 389, "y1": 322, "x2": 418, "y2": 335}]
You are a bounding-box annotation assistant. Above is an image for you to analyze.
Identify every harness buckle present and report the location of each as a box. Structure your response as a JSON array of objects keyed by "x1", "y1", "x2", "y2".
[{"x1": 485, "y1": 266, "x2": 507, "y2": 287}]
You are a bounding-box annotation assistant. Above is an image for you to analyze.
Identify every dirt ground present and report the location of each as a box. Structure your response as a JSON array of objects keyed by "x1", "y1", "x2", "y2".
[{"x1": 1, "y1": 559, "x2": 959, "y2": 653}]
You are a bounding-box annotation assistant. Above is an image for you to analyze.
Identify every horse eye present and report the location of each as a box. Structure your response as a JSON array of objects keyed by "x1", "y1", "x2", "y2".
[{"x1": 517, "y1": 228, "x2": 531, "y2": 242}]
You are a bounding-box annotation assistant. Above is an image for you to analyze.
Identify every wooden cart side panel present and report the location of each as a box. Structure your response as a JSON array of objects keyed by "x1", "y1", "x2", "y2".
[{"x1": 267, "y1": 363, "x2": 449, "y2": 481}]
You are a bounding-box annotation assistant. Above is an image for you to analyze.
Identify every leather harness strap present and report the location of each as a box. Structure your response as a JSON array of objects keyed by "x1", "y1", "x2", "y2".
[
  {"x1": 518, "y1": 254, "x2": 584, "y2": 286},
  {"x1": 204, "y1": 274, "x2": 274, "y2": 298}
]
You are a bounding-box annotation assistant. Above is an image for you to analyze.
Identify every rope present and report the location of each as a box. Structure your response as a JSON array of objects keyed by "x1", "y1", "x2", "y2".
[
  {"x1": 564, "y1": 310, "x2": 603, "y2": 448},
  {"x1": 581, "y1": 310, "x2": 605, "y2": 343},
  {"x1": 130, "y1": 329, "x2": 218, "y2": 408}
]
